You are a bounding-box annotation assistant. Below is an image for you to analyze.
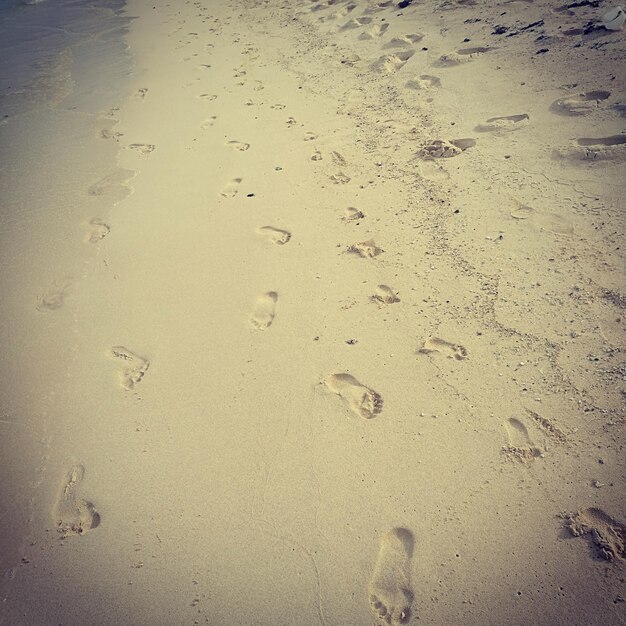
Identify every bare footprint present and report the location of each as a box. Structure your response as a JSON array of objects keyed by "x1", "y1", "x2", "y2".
[
  {"x1": 474, "y1": 114, "x2": 529, "y2": 133},
  {"x1": 220, "y1": 178, "x2": 242, "y2": 198},
  {"x1": 550, "y1": 91, "x2": 610, "y2": 116},
  {"x1": 87, "y1": 169, "x2": 135, "y2": 198},
  {"x1": 564, "y1": 508, "x2": 626, "y2": 561},
  {"x1": 503, "y1": 417, "x2": 542, "y2": 462},
  {"x1": 372, "y1": 284, "x2": 400, "y2": 305},
  {"x1": 325, "y1": 373, "x2": 383, "y2": 419},
  {"x1": 369, "y1": 528, "x2": 414, "y2": 624},
  {"x1": 343, "y1": 206, "x2": 365, "y2": 221},
  {"x1": 250, "y1": 292, "x2": 278, "y2": 330},
  {"x1": 417, "y1": 138, "x2": 476, "y2": 159},
  {"x1": 86, "y1": 218, "x2": 110, "y2": 243},
  {"x1": 256, "y1": 226, "x2": 291, "y2": 245},
  {"x1": 554, "y1": 135, "x2": 626, "y2": 163},
  {"x1": 358, "y1": 23, "x2": 389, "y2": 39},
  {"x1": 133, "y1": 87, "x2": 148, "y2": 99},
  {"x1": 108, "y1": 346, "x2": 149, "y2": 390},
  {"x1": 311, "y1": 150, "x2": 323, "y2": 161},
  {"x1": 372, "y1": 50, "x2": 415, "y2": 73},
  {"x1": 406, "y1": 74, "x2": 441, "y2": 90},
  {"x1": 36, "y1": 278, "x2": 72, "y2": 312},
  {"x1": 348, "y1": 239, "x2": 384, "y2": 258},
  {"x1": 226, "y1": 140, "x2": 250, "y2": 151},
  {"x1": 510, "y1": 202, "x2": 573, "y2": 236},
  {"x1": 127, "y1": 143, "x2": 155, "y2": 156},
  {"x1": 304, "y1": 132, "x2": 318, "y2": 141},
  {"x1": 417, "y1": 337, "x2": 467, "y2": 360},
  {"x1": 330, "y1": 171, "x2": 351, "y2": 184},
  {"x1": 199, "y1": 93, "x2": 218, "y2": 101},
  {"x1": 53, "y1": 464, "x2": 100, "y2": 537},
  {"x1": 201, "y1": 116, "x2": 218, "y2": 129},
  {"x1": 340, "y1": 16, "x2": 372, "y2": 29},
  {"x1": 436, "y1": 47, "x2": 492, "y2": 66},
  {"x1": 383, "y1": 33, "x2": 424, "y2": 48},
  {"x1": 417, "y1": 160, "x2": 449, "y2": 181}
]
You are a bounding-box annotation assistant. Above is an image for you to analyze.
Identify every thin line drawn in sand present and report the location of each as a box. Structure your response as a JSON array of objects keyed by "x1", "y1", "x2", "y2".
[
  {"x1": 369, "y1": 527, "x2": 414, "y2": 624},
  {"x1": 256, "y1": 226, "x2": 291, "y2": 245},
  {"x1": 53, "y1": 464, "x2": 100, "y2": 537},
  {"x1": 417, "y1": 337, "x2": 467, "y2": 360},
  {"x1": 550, "y1": 91, "x2": 610, "y2": 116},
  {"x1": 371, "y1": 284, "x2": 400, "y2": 305},
  {"x1": 86, "y1": 218, "x2": 110, "y2": 243},
  {"x1": 108, "y1": 346, "x2": 149, "y2": 390},
  {"x1": 325, "y1": 373, "x2": 383, "y2": 419},
  {"x1": 250, "y1": 292, "x2": 278, "y2": 330},
  {"x1": 503, "y1": 417, "x2": 543, "y2": 462},
  {"x1": 417, "y1": 138, "x2": 476, "y2": 159},
  {"x1": 474, "y1": 114, "x2": 529, "y2": 133},
  {"x1": 36, "y1": 277, "x2": 73, "y2": 312},
  {"x1": 347, "y1": 239, "x2": 384, "y2": 258},
  {"x1": 563, "y1": 508, "x2": 626, "y2": 561},
  {"x1": 220, "y1": 178, "x2": 242, "y2": 198}
]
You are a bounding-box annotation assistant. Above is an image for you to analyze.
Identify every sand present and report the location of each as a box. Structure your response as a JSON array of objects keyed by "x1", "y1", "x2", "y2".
[{"x1": 0, "y1": 0, "x2": 625, "y2": 624}]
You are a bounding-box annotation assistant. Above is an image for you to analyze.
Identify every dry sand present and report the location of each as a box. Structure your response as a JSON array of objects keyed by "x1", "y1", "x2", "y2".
[{"x1": 1, "y1": 0, "x2": 625, "y2": 624}]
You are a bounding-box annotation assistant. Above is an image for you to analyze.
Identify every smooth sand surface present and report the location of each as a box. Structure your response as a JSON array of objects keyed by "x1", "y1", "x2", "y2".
[{"x1": 1, "y1": 0, "x2": 625, "y2": 624}]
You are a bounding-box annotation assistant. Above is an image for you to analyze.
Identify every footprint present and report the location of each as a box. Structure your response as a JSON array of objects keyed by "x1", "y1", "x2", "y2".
[
  {"x1": 249, "y1": 292, "x2": 278, "y2": 330},
  {"x1": 372, "y1": 50, "x2": 415, "y2": 73},
  {"x1": 435, "y1": 47, "x2": 492, "y2": 67},
  {"x1": 330, "y1": 171, "x2": 351, "y2": 184},
  {"x1": 270, "y1": 103, "x2": 286, "y2": 110},
  {"x1": 133, "y1": 87, "x2": 148, "y2": 99},
  {"x1": 226, "y1": 140, "x2": 251, "y2": 151},
  {"x1": 503, "y1": 417, "x2": 542, "y2": 462},
  {"x1": 417, "y1": 337, "x2": 467, "y2": 360},
  {"x1": 53, "y1": 465, "x2": 100, "y2": 537},
  {"x1": 325, "y1": 373, "x2": 383, "y2": 419},
  {"x1": 347, "y1": 239, "x2": 384, "y2": 258},
  {"x1": 510, "y1": 202, "x2": 573, "y2": 236},
  {"x1": 343, "y1": 206, "x2": 365, "y2": 221},
  {"x1": 368, "y1": 528, "x2": 414, "y2": 624},
  {"x1": 201, "y1": 116, "x2": 218, "y2": 129},
  {"x1": 474, "y1": 114, "x2": 529, "y2": 133},
  {"x1": 87, "y1": 169, "x2": 135, "y2": 197},
  {"x1": 199, "y1": 93, "x2": 218, "y2": 101},
  {"x1": 550, "y1": 91, "x2": 610, "y2": 116},
  {"x1": 417, "y1": 160, "x2": 450, "y2": 181},
  {"x1": 358, "y1": 23, "x2": 389, "y2": 39},
  {"x1": 256, "y1": 226, "x2": 291, "y2": 245},
  {"x1": 371, "y1": 284, "x2": 400, "y2": 305},
  {"x1": 311, "y1": 150, "x2": 323, "y2": 161},
  {"x1": 417, "y1": 138, "x2": 476, "y2": 159},
  {"x1": 340, "y1": 16, "x2": 372, "y2": 29},
  {"x1": 340, "y1": 53, "x2": 361, "y2": 66},
  {"x1": 108, "y1": 346, "x2": 149, "y2": 390},
  {"x1": 406, "y1": 74, "x2": 441, "y2": 90},
  {"x1": 383, "y1": 33, "x2": 424, "y2": 48},
  {"x1": 564, "y1": 508, "x2": 626, "y2": 561},
  {"x1": 127, "y1": 143, "x2": 155, "y2": 156},
  {"x1": 86, "y1": 218, "x2": 110, "y2": 243},
  {"x1": 220, "y1": 178, "x2": 242, "y2": 198},
  {"x1": 554, "y1": 135, "x2": 626, "y2": 163},
  {"x1": 36, "y1": 278, "x2": 72, "y2": 312}
]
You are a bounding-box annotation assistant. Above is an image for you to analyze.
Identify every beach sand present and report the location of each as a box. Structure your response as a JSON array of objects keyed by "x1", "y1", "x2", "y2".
[{"x1": 0, "y1": 0, "x2": 625, "y2": 624}]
